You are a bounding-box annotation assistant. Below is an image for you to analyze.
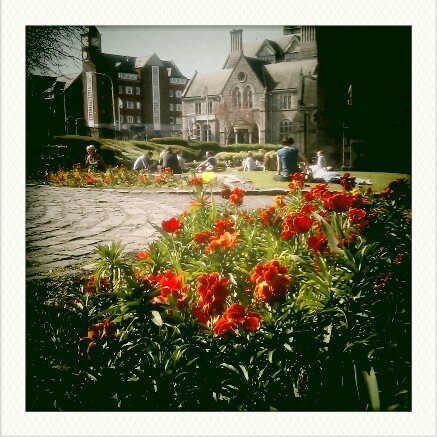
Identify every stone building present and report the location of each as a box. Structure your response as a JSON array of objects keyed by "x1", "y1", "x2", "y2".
[
  {"x1": 182, "y1": 27, "x2": 318, "y2": 156},
  {"x1": 80, "y1": 26, "x2": 188, "y2": 139}
]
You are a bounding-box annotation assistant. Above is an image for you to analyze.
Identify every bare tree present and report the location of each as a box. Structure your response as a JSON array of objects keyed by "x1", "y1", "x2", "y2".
[{"x1": 26, "y1": 26, "x2": 84, "y2": 77}]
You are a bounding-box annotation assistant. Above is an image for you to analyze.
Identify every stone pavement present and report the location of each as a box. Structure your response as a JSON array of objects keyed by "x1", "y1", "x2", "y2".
[{"x1": 26, "y1": 185, "x2": 282, "y2": 279}]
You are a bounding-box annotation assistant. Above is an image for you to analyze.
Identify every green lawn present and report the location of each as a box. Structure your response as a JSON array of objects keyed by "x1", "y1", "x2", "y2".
[{"x1": 228, "y1": 169, "x2": 411, "y2": 193}]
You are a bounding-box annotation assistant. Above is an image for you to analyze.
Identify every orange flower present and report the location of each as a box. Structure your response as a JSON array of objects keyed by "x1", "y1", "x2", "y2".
[
  {"x1": 273, "y1": 195, "x2": 286, "y2": 207},
  {"x1": 205, "y1": 231, "x2": 239, "y2": 254},
  {"x1": 137, "y1": 250, "x2": 150, "y2": 260},
  {"x1": 150, "y1": 271, "x2": 189, "y2": 308},
  {"x1": 250, "y1": 260, "x2": 291, "y2": 305}
]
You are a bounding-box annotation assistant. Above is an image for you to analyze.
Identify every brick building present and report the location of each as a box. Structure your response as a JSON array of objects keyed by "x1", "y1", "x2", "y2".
[
  {"x1": 182, "y1": 27, "x2": 318, "y2": 156},
  {"x1": 80, "y1": 26, "x2": 187, "y2": 139}
]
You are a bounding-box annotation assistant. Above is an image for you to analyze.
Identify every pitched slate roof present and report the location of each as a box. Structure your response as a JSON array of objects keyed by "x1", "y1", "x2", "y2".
[
  {"x1": 100, "y1": 53, "x2": 138, "y2": 72},
  {"x1": 183, "y1": 69, "x2": 234, "y2": 97},
  {"x1": 264, "y1": 58, "x2": 317, "y2": 90},
  {"x1": 238, "y1": 34, "x2": 297, "y2": 58}
]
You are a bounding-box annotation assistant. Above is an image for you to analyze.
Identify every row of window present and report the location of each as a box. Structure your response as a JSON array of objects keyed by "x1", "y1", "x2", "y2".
[
  {"x1": 119, "y1": 85, "x2": 141, "y2": 95},
  {"x1": 279, "y1": 94, "x2": 298, "y2": 110},
  {"x1": 195, "y1": 101, "x2": 213, "y2": 115},
  {"x1": 169, "y1": 90, "x2": 183, "y2": 98},
  {"x1": 232, "y1": 86, "x2": 253, "y2": 109},
  {"x1": 169, "y1": 104, "x2": 182, "y2": 112},
  {"x1": 118, "y1": 115, "x2": 183, "y2": 125},
  {"x1": 120, "y1": 115, "x2": 142, "y2": 123},
  {"x1": 119, "y1": 101, "x2": 141, "y2": 110},
  {"x1": 170, "y1": 117, "x2": 182, "y2": 124},
  {"x1": 170, "y1": 77, "x2": 187, "y2": 85},
  {"x1": 118, "y1": 72, "x2": 138, "y2": 80}
]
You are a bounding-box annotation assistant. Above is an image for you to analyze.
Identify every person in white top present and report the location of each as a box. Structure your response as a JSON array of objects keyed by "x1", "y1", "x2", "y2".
[{"x1": 242, "y1": 151, "x2": 263, "y2": 171}]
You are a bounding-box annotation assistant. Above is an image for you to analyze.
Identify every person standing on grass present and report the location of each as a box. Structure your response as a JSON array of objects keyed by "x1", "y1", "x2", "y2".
[{"x1": 273, "y1": 137, "x2": 308, "y2": 181}]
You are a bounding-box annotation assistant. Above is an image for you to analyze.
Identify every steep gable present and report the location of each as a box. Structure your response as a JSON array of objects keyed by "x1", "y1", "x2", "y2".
[
  {"x1": 183, "y1": 69, "x2": 233, "y2": 97},
  {"x1": 263, "y1": 58, "x2": 317, "y2": 90}
]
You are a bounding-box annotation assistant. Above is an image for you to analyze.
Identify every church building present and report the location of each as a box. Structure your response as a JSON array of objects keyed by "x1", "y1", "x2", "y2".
[{"x1": 182, "y1": 27, "x2": 318, "y2": 155}]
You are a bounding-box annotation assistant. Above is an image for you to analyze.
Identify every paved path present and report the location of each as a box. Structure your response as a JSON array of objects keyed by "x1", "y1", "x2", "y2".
[{"x1": 26, "y1": 185, "x2": 279, "y2": 279}]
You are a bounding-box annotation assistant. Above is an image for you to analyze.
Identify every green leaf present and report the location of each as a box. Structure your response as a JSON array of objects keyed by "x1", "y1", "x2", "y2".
[
  {"x1": 362, "y1": 366, "x2": 381, "y2": 411},
  {"x1": 239, "y1": 364, "x2": 249, "y2": 381},
  {"x1": 151, "y1": 310, "x2": 163, "y2": 326}
]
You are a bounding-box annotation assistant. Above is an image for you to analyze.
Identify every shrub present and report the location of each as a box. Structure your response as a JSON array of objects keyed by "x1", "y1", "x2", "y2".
[
  {"x1": 27, "y1": 176, "x2": 411, "y2": 412},
  {"x1": 150, "y1": 137, "x2": 190, "y2": 147}
]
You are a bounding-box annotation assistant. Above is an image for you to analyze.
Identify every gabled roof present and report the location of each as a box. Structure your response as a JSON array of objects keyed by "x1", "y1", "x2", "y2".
[
  {"x1": 183, "y1": 69, "x2": 234, "y2": 97},
  {"x1": 245, "y1": 56, "x2": 273, "y2": 88},
  {"x1": 263, "y1": 58, "x2": 318, "y2": 90},
  {"x1": 135, "y1": 53, "x2": 164, "y2": 68},
  {"x1": 57, "y1": 73, "x2": 81, "y2": 89},
  {"x1": 161, "y1": 60, "x2": 186, "y2": 78},
  {"x1": 101, "y1": 53, "x2": 138, "y2": 72},
  {"x1": 240, "y1": 34, "x2": 297, "y2": 58}
]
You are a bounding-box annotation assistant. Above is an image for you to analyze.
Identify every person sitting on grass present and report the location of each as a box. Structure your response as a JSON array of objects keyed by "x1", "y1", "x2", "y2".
[
  {"x1": 196, "y1": 151, "x2": 218, "y2": 172},
  {"x1": 133, "y1": 151, "x2": 159, "y2": 171},
  {"x1": 85, "y1": 145, "x2": 107, "y2": 171},
  {"x1": 242, "y1": 151, "x2": 264, "y2": 171},
  {"x1": 273, "y1": 137, "x2": 309, "y2": 181}
]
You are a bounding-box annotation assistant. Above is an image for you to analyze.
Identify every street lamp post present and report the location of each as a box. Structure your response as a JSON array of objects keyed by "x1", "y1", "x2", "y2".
[{"x1": 92, "y1": 71, "x2": 116, "y2": 130}]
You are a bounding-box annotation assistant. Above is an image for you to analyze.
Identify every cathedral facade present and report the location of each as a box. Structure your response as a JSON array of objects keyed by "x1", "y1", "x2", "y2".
[{"x1": 182, "y1": 27, "x2": 318, "y2": 155}]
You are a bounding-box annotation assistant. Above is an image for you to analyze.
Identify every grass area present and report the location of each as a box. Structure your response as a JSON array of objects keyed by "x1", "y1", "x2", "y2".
[{"x1": 228, "y1": 169, "x2": 411, "y2": 192}]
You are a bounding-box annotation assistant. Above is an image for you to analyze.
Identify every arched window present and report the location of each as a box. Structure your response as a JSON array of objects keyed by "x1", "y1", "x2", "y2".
[
  {"x1": 202, "y1": 123, "x2": 212, "y2": 141},
  {"x1": 243, "y1": 86, "x2": 253, "y2": 109},
  {"x1": 279, "y1": 119, "x2": 292, "y2": 140},
  {"x1": 232, "y1": 87, "x2": 242, "y2": 109}
]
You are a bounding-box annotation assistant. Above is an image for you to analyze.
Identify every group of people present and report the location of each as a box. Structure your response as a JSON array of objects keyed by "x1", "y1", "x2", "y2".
[
  {"x1": 271, "y1": 136, "x2": 371, "y2": 185},
  {"x1": 133, "y1": 147, "x2": 218, "y2": 174},
  {"x1": 85, "y1": 137, "x2": 371, "y2": 185}
]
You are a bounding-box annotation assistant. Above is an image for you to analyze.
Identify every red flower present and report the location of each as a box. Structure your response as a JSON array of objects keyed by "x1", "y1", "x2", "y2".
[
  {"x1": 288, "y1": 172, "x2": 305, "y2": 191},
  {"x1": 308, "y1": 183, "x2": 331, "y2": 201},
  {"x1": 192, "y1": 306, "x2": 210, "y2": 324},
  {"x1": 214, "y1": 218, "x2": 235, "y2": 234},
  {"x1": 323, "y1": 193, "x2": 351, "y2": 212},
  {"x1": 250, "y1": 260, "x2": 291, "y2": 305},
  {"x1": 137, "y1": 250, "x2": 150, "y2": 260},
  {"x1": 162, "y1": 217, "x2": 182, "y2": 233},
  {"x1": 339, "y1": 173, "x2": 356, "y2": 191},
  {"x1": 281, "y1": 213, "x2": 314, "y2": 238},
  {"x1": 194, "y1": 231, "x2": 212, "y2": 245},
  {"x1": 307, "y1": 233, "x2": 328, "y2": 255},
  {"x1": 196, "y1": 272, "x2": 230, "y2": 316},
  {"x1": 213, "y1": 303, "x2": 262, "y2": 336},
  {"x1": 229, "y1": 187, "x2": 245, "y2": 205},
  {"x1": 213, "y1": 317, "x2": 236, "y2": 336},
  {"x1": 220, "y1": 186, "x2": 232, "y2": 199},
  {"x1": 190, "y1": 176, "x2": 204, "y2": 187}
]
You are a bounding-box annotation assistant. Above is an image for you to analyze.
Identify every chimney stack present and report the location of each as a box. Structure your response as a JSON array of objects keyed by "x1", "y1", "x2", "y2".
[{"x1": 230, "y1": 29, "x2": 243, "y2": 52}]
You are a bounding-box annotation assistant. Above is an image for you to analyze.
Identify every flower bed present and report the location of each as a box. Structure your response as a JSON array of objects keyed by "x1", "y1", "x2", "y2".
[
  {"x1": 27, "y1": 175, "x2": 411, "y2": 411},
  {"x1": 39, "y1": 164, "x2": 192, "y2": 189}
]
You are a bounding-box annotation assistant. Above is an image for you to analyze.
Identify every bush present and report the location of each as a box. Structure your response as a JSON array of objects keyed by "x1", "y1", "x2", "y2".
[
  {"x1": 150, "y1": 137, "x2": 190, "y2": 147},
  {"x1": 27, "y1": 177, "x2": 411, "y2": 412}
]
